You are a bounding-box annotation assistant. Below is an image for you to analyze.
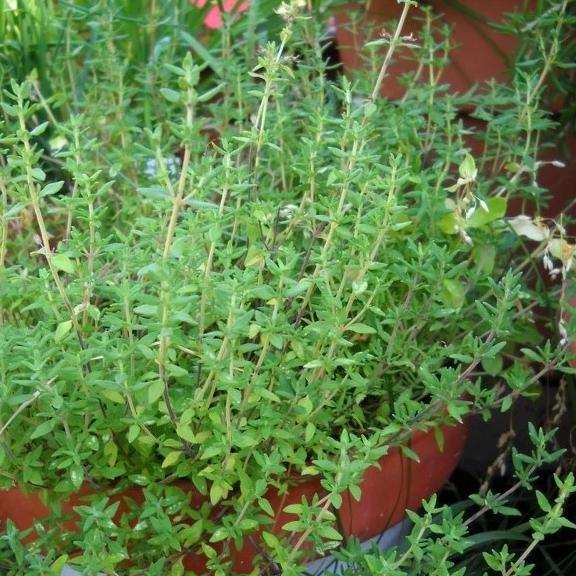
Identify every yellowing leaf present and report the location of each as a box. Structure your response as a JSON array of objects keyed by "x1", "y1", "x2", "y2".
[
  {"x1": 248, "y1": 323, "x2": 260, "y2": 338},
  {"x1": 549, "y1": 239, "x2": 575, "y2": 266},
  {"x1": 509, "y1": 216, "x2": 548, "y2": 242},
  {"x1": 245, "y1": 246, "x2": 264, "y2": 267}
]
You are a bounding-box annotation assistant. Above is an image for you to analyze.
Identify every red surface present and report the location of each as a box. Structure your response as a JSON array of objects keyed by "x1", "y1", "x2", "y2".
[
  {"x1": 0, "y1": 421, "x2": 467, "y2": 573},
  {"x1": 191, "y1": 0, "x2": 248, "y2": 29},
  {"x1": 335, "y1": 0, "x2": 532, "y2": 103}
]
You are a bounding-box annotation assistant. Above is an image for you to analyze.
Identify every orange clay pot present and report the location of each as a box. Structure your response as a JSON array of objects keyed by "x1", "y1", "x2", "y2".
[
  {"x1": 0, "y1": 420, "x2": 467, "y2": 573},
  {"x1": 334, "y1": 0, "x2": 532, "y2": 105}
]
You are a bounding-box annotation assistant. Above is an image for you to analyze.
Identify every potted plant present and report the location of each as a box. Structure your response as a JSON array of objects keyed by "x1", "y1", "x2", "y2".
[{"x1": 0, "y1": 0, "x2": 571, "y2": 574}]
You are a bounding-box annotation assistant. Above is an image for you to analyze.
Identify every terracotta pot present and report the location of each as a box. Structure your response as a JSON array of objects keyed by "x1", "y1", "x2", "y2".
[
  {"x1": 334, "y1": 0, "x2": 532, "y2": 104},
  {"x1": 0, "y1": 420, "x2": 467, "y2": 573}
]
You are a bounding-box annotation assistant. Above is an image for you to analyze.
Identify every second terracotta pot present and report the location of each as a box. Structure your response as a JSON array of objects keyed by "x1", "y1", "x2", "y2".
[
  {"x1": 334, "y1": 0, "x2": 532, "y2": 104},
  {"x1": 0, "y1": 420, "x2": 467, "y2": 573}
]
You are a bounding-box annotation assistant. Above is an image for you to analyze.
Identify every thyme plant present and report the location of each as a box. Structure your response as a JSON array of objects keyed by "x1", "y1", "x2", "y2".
[{"x1": 0, "y1": 0, "x2": 574, "y2": 574}]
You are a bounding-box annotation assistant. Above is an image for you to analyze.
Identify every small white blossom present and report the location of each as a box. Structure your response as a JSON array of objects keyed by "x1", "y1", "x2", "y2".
[
  {"x1": 559, "y1": 318, "x2": 568, "y2": 347},
  {"x1": 279, "y1": 204, "x2": 298, "y2": 221}
]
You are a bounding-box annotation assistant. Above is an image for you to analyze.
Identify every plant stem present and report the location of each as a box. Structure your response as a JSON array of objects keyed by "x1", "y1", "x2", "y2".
[
  {"x1": 157, "y1": 92, "x2": 194, "y2": 427},
  {"x1": 369, "y1": 0, "x2": 413, "y2": 103},
  {"x1": 16, "y1": 103, "x2": 85, "y2": 352}
]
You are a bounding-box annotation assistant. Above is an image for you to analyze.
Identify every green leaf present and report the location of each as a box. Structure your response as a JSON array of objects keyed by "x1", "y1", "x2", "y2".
[
  {"x1": 305, "y1": 422, "x2": 316, "y2": 442},
  {"x1": 349, "y1": 484, "x2": 362, "y2": 502},
  {"x1": 30, "y1": 419, "x2": 56, "y2": 439},
  {"x1": 52, "y1": 254, "x2": 75, "y2": 274},
  {"x1": 440, "y1": 278, "x2": 465, "y2": 308},
  {"x1": 459, "y1": 153, "x2": 477, "y2": 181},
  {"x1": 210, "y1": 482, "x2": 223, "y2": 505},
  {"x1": 160, "y1": 88, "x2": 181, "y2": 103},
  {"x1": 197, "y1": 82, "x2": 227, "y2": 103},
  {"x1": 438, "y1": 212, "x2": 458, "y2": 235},
  {"x1": 433, "y1": 426, "x2": 445, "y2": 452},
  {"x1": 30, "y1": 122, "x2": 50, "y2": 137},
  {"x1": 468, "y1": 530, "x2": 529, "y2": 546},
  {"x1": 346, "y1": 323, "x2": 376, "y2": 334},
  {"x1": 400, "y1": 445, "x2": 421, "y2": 463},
  {"x1": 176, "y1": 423, "x2": 196, "y2": 443},
  {"x1": 482, "y1": 355, "x2": 503, "y2": 376},
  {"x1": 303, "y1": 359, "x2": 323, "y2": 369},
  {"x1": 181, "y1": 520, "x2": 204, "y2": 546},
  {"x1": 50, "y1": 555, "x2": 69, "y2": 575},
  {"x1": 148, "y1": 380, "x2": 164, "y2": 404},
  {"x1": 521, "y1": 348, "x2": 542, "y2": 363},
  {"x1": 0, "y1": 102, "x2": 18, "y2": 116},
  {"x1": 483, "y1": 551, "x2": 503, "y2": 571},
  {"x1": 168, "y1": 364, "x2": 188, "y2": 378},
  {"x1": 500, "y1": 395, "x2": 513, "y2": 412},
  {"x1": 282, "y1": 521, "x2": 302, "y2": 532},
  {"x1": 259, "y1": 498, "x2": 275, "y2": 517},
  {"x1": 102, "y1": 390, "x2": 125, "y2": 404},
  {"x1": 31, "y1": 167, "x2": 46, "y2": 182},
  {"x1": 54, "y1": 320, "x2": 73, "y2": 342},
  {"x1": 535, "y1": 490, "x2": 551, "y2": 513},
  {"x1": 467, "y1": 197, "x2": 507, "y2": 228},
  {"x1": 318, "y1": 525, "x2": 343, "y2": 541},
  {"x1": 127, "y1": 425, "x2": 140, "y2": 443},
  {"x1": 496, "y1": 505, "x2": 522, "y2": 516},
  {"x1": 69, "y1": 465, "x2": 84, "y2": 489},
  {"x1": 162, "y1": 450, "x2": 182, "y2": 468},
  {"x1": 170, "y1": 559, "x2": 185, "y2": 576},
  {"x1": 262, "y1": 531, "x2": 279, "y2": 548},
  {"x1": 137, "y1": 186, "x2": 169, "y2": 200},
  {"x1": 40, "y1": 181, "x2": 64, "y2": 197},
  {"x1": 209, "y1": 527, "x2": 229, "y2": 543},
  {"x1": 472, "y1": 244, "x2": 496, "y2": 273},
  {"x1": 330, "y1": 492, "x2": 342, "y2": 509},
  {"x1": 5, "y1": 202, "x2": 27, "y2": 218},
  {"x1": 558, "y1": 517, "x2": 576, "y2": 529},
  {"x1": 134, "y1": 304, "x2": 157, "y2": 316}
]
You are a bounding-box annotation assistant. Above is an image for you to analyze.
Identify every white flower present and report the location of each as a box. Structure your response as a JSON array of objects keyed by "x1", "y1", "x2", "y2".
[{"x1": 559, "y1": 318, "x2": 568, "y2": 348}]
